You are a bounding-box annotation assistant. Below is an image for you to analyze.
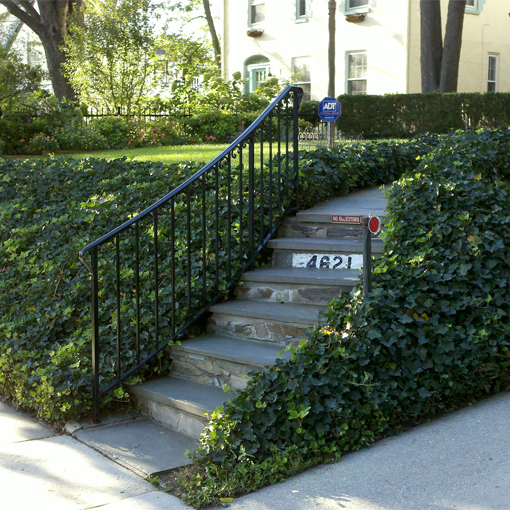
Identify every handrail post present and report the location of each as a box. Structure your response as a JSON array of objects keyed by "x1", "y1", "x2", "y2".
[
  {"x1": 248, "y1": 136, "x2": 255, "y2": 258},
  {"x1": 293, "y1": 89, "x2": 300, "y2": 210},
  {"x1": 91, "y1": 247, "x2": 100, "y2": 423},
  {"x1": 362, "y1": 217, "x2": 372, "y2": 297}
]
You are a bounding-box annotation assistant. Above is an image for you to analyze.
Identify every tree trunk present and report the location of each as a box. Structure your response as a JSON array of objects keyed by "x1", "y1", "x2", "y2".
[
  {"x1": 439, "y1": 0, "x2": 466, "y2": 93},
  {"x1": 202, "y1": 0, "x2": 221, "y2": 69},
  {"x1": 39, "y1": 30, "x2": 78, "y2": 101},
  {"x1": 420, "y1": 0, "x2": 443, "y2": 93},
  {"x1": 328, "y1": 0, "x2": 336, "y2": 97},
  {"x1": 0, "y1": 0, "x2": 83, "y2": 101}
]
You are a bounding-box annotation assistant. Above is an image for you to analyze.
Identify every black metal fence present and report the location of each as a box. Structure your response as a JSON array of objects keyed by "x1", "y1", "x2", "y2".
[
  {"x1": 79, "y1": 86, "x2": 303, "y2": 422},
  {"x1": 82, "y1": 107, "x2": 190, "y2": 125}
]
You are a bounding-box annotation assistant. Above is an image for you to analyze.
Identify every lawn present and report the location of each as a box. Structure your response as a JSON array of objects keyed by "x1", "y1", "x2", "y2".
[{"x1": 70, "y1": 144, "x2": 230, "y2": 164}]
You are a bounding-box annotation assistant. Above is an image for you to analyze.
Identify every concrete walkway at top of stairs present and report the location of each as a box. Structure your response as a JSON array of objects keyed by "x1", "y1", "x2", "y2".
[{"x1": 296, "y1": 185, "x2": 389, "y2": 223}]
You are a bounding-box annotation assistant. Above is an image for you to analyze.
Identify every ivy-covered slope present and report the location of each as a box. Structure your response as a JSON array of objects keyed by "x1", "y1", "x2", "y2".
[
  {"x1": 0, "y1": 157, "x2": 204, "y2": 420},
  {"x1": 0, "y1": 138, "x2": 437, "y2": 422},
  {"x1": 181, "y1": 129, "x2": 510, "y2": 507}
]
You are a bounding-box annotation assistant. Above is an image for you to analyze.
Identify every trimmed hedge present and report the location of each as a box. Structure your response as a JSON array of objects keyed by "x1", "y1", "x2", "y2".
[
  {"x1": 180, "y1": 129, "x2": 510, "y2": 508},
  {"x1": 301, "y1": 93, "x2": 510, "y2": 139}
]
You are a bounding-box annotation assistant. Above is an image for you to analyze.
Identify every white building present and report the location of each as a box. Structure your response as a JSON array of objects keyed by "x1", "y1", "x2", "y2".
[{"x1": 221, "y1": 0, "x2": 509, "y2": 101}]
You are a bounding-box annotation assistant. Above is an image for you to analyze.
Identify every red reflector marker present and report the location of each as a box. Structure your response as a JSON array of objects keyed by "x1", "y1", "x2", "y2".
[{"x1": 368, "y1": 216, "x2": 381, "y2": 235}]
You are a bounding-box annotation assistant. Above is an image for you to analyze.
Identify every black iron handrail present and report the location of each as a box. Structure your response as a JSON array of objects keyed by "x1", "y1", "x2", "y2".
[{"x1": 79, "y1": 86, "x2": 303, "y2": 422}]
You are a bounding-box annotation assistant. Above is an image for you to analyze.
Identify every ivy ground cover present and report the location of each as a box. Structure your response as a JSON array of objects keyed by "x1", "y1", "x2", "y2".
[
  {"x1": 179, "y1": 129, "x2": 510, "y2": 507},
  {"x1": 0, "y1": 137, "x2": 437, "y2": 423}
]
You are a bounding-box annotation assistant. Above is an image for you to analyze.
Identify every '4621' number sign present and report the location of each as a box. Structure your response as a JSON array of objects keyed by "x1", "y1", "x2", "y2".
[{"x1": 292, "y1": 253, "x2": 363, "y2": 270}]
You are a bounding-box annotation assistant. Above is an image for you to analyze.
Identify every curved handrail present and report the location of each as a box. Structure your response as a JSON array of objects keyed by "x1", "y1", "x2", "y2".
[
  {"x1": 79, "y1": 86, "x2": 302, "y2": 265},
  {"x1": 79, "y1": 86, "x2": 303, "y2": 422}
]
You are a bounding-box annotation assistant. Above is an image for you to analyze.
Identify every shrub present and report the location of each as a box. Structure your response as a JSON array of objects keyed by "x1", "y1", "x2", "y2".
[
  {"x1": 335, "y1": 92, "x2": 510, "y2": 138},
  {"x1": 27, "y1": 133, "x2": 60, "y2": 154},
  {"x1": 180, "y1": 129, "x2": 510, "y2": 508},
  {"x1": 53, "y1": 125, "x2": 108, "y2": 151},
  {"x1": 90, "y1": 116, "x2": 132, "y2": 149},
  {"x1": 183, "y1": 110, "x2": 259, "y2": 144}
]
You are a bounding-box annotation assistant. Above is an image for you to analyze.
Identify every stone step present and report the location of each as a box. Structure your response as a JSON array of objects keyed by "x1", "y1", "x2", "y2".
[
  {"x1": 268, "y1": 236, "x2": 384, "y2": 254},
  {"x1": 277, "y1": 186, "x2": 388, "y2": 239},
  {"x1": 268, "y1": 237, "x2": 383, "y2": 269},
  {"x1": 277, "y1": 216, "x2": 366, "y2": 239},
  {"x1": 169, "y1": 334, "x2": 291, "y2": 390},
  {"x1": 129, "y1": 377, "x2": 231, "y2": 440},
  {"x1": 208, "y1": 300, "x2": 323, "y2": 343},
  {"x1": 235, "y1": 267, "x2": 358, "y2": 305},
  {"x1": 71, "y1": 416, "x2": 197, "y2": 477}
]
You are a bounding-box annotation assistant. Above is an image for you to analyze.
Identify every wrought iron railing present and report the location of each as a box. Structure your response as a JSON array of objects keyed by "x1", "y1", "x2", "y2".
[{"x1": 79, "y1": 86, "x2": 303, "y2": 421}]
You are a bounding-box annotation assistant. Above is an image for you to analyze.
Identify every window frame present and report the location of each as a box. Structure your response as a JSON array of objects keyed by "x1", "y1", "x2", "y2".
[
  {"x1": 465, "y1": 0, "x2": 486, "y2": 14},
  {"x1": 346, "y1": 51, "x2": 367, "y2": 95},
  {"x1": 292, "y1": 56, "x2": 311, "y2": 101},
  {"x1": 295, "y1": 0, "x2": 310, "y2": 22},
  {"x1": 248, "y1": 0, "x2": 265, "y2": 27},
  {"x1": 487, "y1": 54, "x2": 498, "y2": 92},
  {"x1": 344, "y1": 0, "x2": 370, "y2": 15},
  {"x1": 244, "y1": 55, "x2": 271, "y2": 94}
]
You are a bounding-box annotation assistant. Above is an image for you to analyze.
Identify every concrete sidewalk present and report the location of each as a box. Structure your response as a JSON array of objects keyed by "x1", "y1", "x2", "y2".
[
  {"x1": 208, "y1": 391, "x2": 510, "y2": 510},
  {"x1": 0, "y1": 401, "x2": 188, "y2": 510},
  {"x1": 2, "y1": 391, "x2": 510, "y2": 510}
]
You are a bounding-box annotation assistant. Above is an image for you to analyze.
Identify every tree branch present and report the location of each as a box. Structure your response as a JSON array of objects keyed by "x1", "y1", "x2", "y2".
[
  {"x1": 0, "y1": 0, "x2": 43, "y2": 36},
  {"x1": 18, "y1": 0, "x2": 41, "y2": 23}
]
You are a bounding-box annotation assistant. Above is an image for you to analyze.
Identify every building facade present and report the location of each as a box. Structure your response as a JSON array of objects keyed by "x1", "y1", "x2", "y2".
[{"x1": 221, "y1": 0, "x2": 509, "y2": 101}]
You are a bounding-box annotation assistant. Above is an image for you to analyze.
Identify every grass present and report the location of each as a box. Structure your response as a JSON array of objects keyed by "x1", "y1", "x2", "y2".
[{"x1": 70, "y1": 144, "x2": 230, "y2": 164}]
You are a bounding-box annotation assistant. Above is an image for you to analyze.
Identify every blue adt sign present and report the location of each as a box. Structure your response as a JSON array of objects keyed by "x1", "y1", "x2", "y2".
[{"x1": 318, "y1": 97, "x2": 342, "y2": 122}]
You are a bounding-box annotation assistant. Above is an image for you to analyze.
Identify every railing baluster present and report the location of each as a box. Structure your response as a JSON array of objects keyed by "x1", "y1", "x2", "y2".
[
  {"x1": 135, "y1": 223, "x2": 140, "y2": 363},
  {"x1": 202, "y1": 175, "x2": 207, "y2": 304},
  {"x1": 91, "y1": 246, "x2": 100, "y2": 423},
  {"x1": 154, "y1": 209, "x2": 159, "y2": 349},
  {"x1": 277, "y1": 105, "x2": 282, "y2": 211},
  {"x1": 115, "y1": 235, "x2": 121, "y2": 379},
  {"x1": 260, "y1": 126, "x2": 264, "y2": 246},
  {"x1": 227, "y1": 154, "x2": 232, "y2": 282},
  {"x1": 239, "y1": 147, "x2": 244, "y2": 265},
  {"x1": 293, "y1": 89, "x2": 300, "y2": 209},
  {"x1": 214, "y1": 164, "x2": 220, "y2": 293},
  {"x1": 170, "y1": 199, "x2": 175, "y2": 337},
  {"x1": 268, "y1": 112, "x2": 274, "y2": 231},
  {"x1": 187, "y1": 187, "x2": 192, "y2": 319},
  {"x1": 285, "y1": 98, "x2": 290, "y2": 206},
  {"x1": 248, "y1": 137, "x2": 255, "y2": 258}
]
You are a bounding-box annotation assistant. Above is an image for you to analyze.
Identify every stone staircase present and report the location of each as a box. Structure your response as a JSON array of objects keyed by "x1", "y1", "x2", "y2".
[
  {"x1": 72, "y1": 187, "x2": 386, "y2": 477},
  {"x1": 129, "y1": 190, "x2": 385, "y2": 442}
]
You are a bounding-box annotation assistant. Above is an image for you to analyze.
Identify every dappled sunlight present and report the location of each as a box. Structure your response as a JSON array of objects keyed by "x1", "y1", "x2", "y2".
[
  {"x1": 0, "y1": 435, "x2": 152, "y2": 509},
  {"x1": 0, "y1": 402, "x2": 54, "y2": 446}
]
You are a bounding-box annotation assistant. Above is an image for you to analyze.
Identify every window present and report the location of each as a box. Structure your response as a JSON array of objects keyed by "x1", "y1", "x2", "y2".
[
  {"x1": 488, "y1": 54, "x2": 498, "y2": 92},
  {"x1": 27, "y1": 41, "x2": 45, "y2": 66},
  {"x1": 296, "y1": 0, "x2": 309, "y2": 21},
  {"x1": 465, "y1": 0, "x2": 485, "y2": 14},
  {"x1": 292, "y1": 57, "x2": 311, "y2": 101},
  {"x1": 346, "y1": 52, "x2": 367, "y2": 95},
  {"x1": 244, "y1": 55, "x2": 270, "y2": 93},
  {"x1": 345, "y1": 0, "x2": 369, "y2": 13},
  {"x1": 249, "y1": 0, "x2": 265, "y2": 26}
]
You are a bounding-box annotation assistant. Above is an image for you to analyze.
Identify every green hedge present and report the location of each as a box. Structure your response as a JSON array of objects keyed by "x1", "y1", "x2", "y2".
[
  {"x1": 180, "y1": 129, "x2": 510, "y2": 507},
  {"x1": 301, "y1": 93, "x2": 510, "y2": 139}
]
